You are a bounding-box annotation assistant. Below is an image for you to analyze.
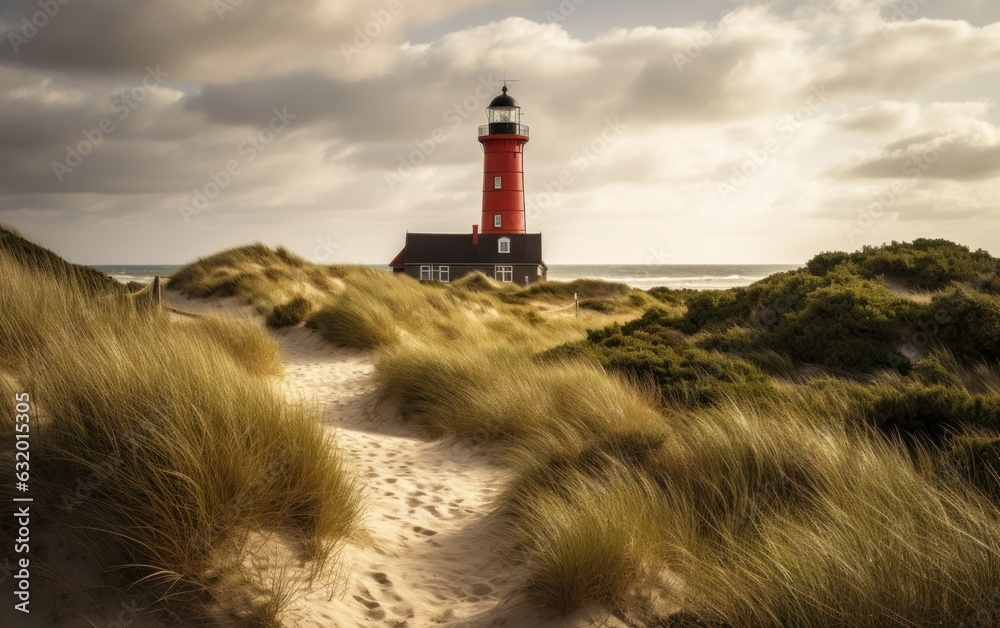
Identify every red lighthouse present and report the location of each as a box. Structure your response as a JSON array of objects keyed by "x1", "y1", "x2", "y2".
[
  {"x1": 478, "y1": 85, "x2": 529, "y2": 234},
  {"x1": 389, "y1": 83, "x2": 545, "y2": 285}
]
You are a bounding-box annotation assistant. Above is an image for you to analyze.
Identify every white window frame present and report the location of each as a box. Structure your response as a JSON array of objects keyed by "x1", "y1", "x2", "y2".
[
  {"x1": 494, "y1": 214, "x2": 502, "y2": 228},
  {"x1": 495, "y1": 265, "x2": 513, "y2": 283},
  {"x1": 438, "y1": 266, "x2": 449, "y2": 282},
  {"x1": 419, "y1": 265, "x2": 432, "y2": 280},
  {"x1": 498, "y1": 237, "x2": 510, "y2": 254},
  {"x1": 494, "y1": 176, "x2": 502, "y2": 189}
]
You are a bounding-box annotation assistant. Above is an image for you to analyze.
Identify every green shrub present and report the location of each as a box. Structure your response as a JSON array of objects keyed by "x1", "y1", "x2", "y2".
[
  {"x1": 646, "y1": 286, "x2": 699, "y2": 306},
  {"x1": 547, "y1": 322, "x2": 777, "y2": 408},
  {"x1": 771, "y1": 279, "x2": 914, "y2": 370},
  {"x1": 805, "y1": 239, "x2": 999, "y2": 290},
  {"x1": 579, "y1": 299, "x2": 615, "y2": 313},
  {"x1": 870, "y1": 384, "x2": 1000, "y2": 439},
  {"x1": 929, "y1": 287, "x2": 1000, "y2": 363},
  {"x1": 805, "y1": 251, "x2": 851, "y2": 276}
]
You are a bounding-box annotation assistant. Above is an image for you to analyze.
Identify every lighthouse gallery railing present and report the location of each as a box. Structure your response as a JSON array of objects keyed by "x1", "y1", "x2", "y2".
[{"x1": 479, "y1": 123, "x2": 529, "y2": 137}]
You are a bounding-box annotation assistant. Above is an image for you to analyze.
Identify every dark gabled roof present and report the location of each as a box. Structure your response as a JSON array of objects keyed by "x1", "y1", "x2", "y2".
[
  {"x1": 399, "y1": 232, "x2": 542, "y2": 265},
  {"x1": 388, "y1": 248, "x2": 405, "y2": 267}
]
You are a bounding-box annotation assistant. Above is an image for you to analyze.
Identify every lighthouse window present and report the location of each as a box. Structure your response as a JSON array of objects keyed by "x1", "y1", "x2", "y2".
[
  {"x1": 495, "y1": 265, "x2": 513, "y2": 283},
  {"x1": 494, "y1": 176, "x2": 502, "y2": 189},
  {"x1": 494, "y1": 214, "x2": 502, "y2": 228},
  {"x1": 498, "y1": 238, "x2": 510, "y2": 254}
]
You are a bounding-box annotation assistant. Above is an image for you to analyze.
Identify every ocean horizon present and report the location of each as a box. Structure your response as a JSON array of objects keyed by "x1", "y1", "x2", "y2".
[{"x1": 90, "y1": 263, "x2": 801, "y2": 291}]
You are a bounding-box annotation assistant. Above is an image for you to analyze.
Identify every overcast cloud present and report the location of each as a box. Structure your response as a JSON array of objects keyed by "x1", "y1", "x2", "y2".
[{"x1": 0, "y1": 0, "x2": 998, "y2": 263}]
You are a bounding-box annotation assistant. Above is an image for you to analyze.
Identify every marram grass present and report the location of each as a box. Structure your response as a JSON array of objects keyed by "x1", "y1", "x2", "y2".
[
  {"x1": 165, "y1": 241, "x2": 999, "y2": 625},
  {"x1": 0, "y1": 236, "x2": 362, "y2": 624}
]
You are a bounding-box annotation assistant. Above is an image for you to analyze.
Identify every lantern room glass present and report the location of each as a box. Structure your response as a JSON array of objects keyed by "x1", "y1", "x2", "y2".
[{"x1": 488, "y1": 106, "x2": 519, "y2": 124}]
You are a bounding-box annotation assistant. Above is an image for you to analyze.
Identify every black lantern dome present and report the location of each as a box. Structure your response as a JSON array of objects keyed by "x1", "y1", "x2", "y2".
[{"x1": 488, "y1": 85, "x2": 519, "y2": 108}]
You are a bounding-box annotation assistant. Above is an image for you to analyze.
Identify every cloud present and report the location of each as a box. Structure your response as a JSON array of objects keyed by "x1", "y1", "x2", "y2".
[
  {"x1": 1, "y1": 2, "x2": 1000, "y2": 263},
  {"x1": 0, "y1": 0, "x2": 498, "y2": 80},
  {"x1": 819, "y1": 19, "x2": 1000, "y2": 96},
  {"x1": 829, "y1": 101, "x2": 1000, "y2": 181}
]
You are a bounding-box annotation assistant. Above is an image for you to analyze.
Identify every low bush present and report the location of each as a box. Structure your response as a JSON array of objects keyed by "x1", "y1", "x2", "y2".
[
  {"x1": 579, "y1": 299, "x2": 615, "y2": 313},
  {"x1": 929, "y1": 287, "x2": 1000, "y2": 363},
  {"x1": 806, "y1": 238, "x2": 999, "y2": 290},
  {"x1": 771, "y1": 278, "x2": 915, "y2": 370}
]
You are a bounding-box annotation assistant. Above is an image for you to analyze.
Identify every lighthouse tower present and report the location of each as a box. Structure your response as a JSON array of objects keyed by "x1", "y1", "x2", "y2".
[
  {"x1": 389, "y1": 82, "x2": 545, "y2": 285},
  {"x1": 478, "y1": 85, "x2": 529, "y2": 234}
]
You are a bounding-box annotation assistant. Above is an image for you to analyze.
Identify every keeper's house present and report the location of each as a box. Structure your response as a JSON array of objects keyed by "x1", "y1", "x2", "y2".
[
  {"x1": 390, "y1": 231, "x2": 544, "y2": 286},
  {"x1": 389, "y1": 84, "x2": 546, "y2": 285}
]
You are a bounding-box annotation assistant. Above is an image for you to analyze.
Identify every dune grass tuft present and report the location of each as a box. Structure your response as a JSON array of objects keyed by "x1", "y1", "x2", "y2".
[
  {"x1": 267, "y1": 296, "x2": 314, "y2": 328},
  {"x1": 0, "y1": 234, "x2": 362, "y2": 623},
  {"x1": 168, "y1": 243, "x2": 343, "y2": 312},
  {"x1": 166, "y1": 240, "x2": 999, "y2": 624}
]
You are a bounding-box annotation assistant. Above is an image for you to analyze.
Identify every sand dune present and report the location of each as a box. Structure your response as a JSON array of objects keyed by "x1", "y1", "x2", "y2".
[
  {"x1": 159, "y1": 290, "x2": 623, "y2": 627},
  {"x1": 275, "y1": 326, "x2": 515, "y2": 627}
]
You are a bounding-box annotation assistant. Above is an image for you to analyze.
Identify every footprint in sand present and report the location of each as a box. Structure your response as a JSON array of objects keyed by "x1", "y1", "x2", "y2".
[
  {"x1": 385, "y1": 478, "x2": 398, "y2": 484},
  {"x1": 406, "y1": 497, "x2": 422, "y2": 507},
  {"x1": 352, "y1": 595, "x2": 380, "y2": 611},
  {"x1": 413, "y1": 526, "x2": 438, "y2": 536},
  {"x1": 371, "y1": 572, "x2": 391, "y2": 585}
]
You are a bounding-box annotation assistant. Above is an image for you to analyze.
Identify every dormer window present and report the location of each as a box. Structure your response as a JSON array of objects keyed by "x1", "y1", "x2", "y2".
[
  {"x1": 498, "y1": 237, "x2": 510, "y2": 254},
  {"x1": 494, "y1": 214, "x2": 502, "y2": 228}
]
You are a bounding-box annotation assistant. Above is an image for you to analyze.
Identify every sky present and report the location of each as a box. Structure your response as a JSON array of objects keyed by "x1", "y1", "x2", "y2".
[{"x1": 1, "y1": 0, "x2": 999, "y2": 265}]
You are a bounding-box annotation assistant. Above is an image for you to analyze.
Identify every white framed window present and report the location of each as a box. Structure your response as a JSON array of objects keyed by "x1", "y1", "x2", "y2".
[
  {"x1": 494, "y1": 214, "x2": 502, "y2": 228},
  {"x1": 438, "y1": 266, "x2": 449, "y2": 282},
  {"x1": 419, "y1": 265, "x2": 432, "y2": 280},
  {"x1": 498, "y1": 237, "x2": 510, "y2": 254},
  {"x1": 494, "y1": 176, "x2": 502, "y2": 189},
  {"x1": 495, "y1": 265, "x2": 513, "y2": 283}
]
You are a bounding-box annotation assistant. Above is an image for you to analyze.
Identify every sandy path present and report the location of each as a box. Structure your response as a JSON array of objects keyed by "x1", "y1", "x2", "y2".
[{"x1": 275, "y1": 327, "x2": 515, "y2": 627}]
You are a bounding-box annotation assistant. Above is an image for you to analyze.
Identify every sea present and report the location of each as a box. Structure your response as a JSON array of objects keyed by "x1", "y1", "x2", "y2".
[{"x1": 91, "y1": 264, "x2": 800, "y2": 291}]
